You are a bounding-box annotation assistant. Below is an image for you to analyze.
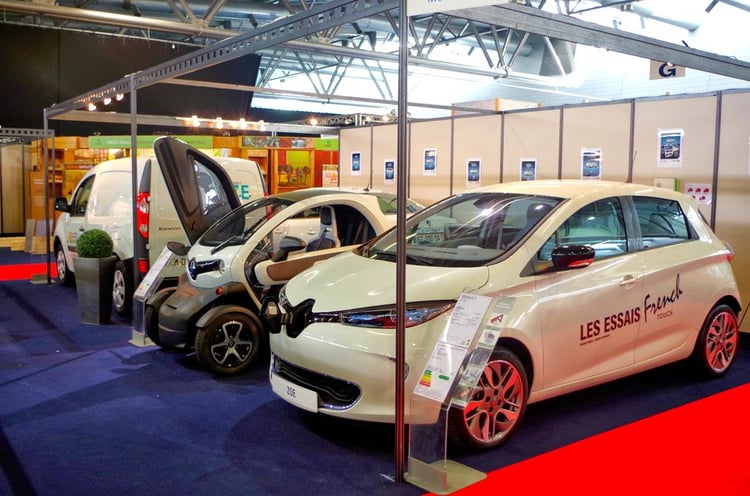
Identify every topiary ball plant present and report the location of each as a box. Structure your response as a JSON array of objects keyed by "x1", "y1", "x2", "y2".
[{"x1": 76, "y1": 228, "x2": 114, "y2": 258}]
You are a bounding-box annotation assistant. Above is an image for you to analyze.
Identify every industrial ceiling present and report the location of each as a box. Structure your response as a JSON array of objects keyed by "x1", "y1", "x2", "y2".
[{"x1": 1, "y1": 0, "x2": 749, "y2": 124}]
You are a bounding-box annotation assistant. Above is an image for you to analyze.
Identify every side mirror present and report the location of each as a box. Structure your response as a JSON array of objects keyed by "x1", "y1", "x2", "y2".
[
  {"x1": 551, "y1": 244, "x2": 595, "y2": 270},
  {"x1": 272, "y1": 236, "x2": 306, "y2": 262},
  {"x1": 167, "y1": 240, "x2": 190, "y2": 257},
  {"x1": 53, "y1": 197, "x2": 70, "y2": 213}
]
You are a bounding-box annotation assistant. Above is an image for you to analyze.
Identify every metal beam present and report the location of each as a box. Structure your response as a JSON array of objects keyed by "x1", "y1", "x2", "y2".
[
  {"x1": 46, "y1": 0, "x2": 400, "y2": 118},
  {"x1": 48, "y1": 110, "x2": 338, "y2": 135},
  {"x1": 451, "y1": 3, "x2": 750, "y2": 81}
]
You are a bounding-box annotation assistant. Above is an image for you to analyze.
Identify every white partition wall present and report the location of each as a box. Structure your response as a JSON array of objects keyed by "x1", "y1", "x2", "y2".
[
  {"x1": 339, "y1": 126, "x2": 377, "y2": 190},
  {"x1": 408, "y1": 119, "x2": 453, "y2": 206},
  {"x1": 560, "y1": 102, "x2": 632, "y2": 181},
  {"x1": 716, "y1": 91, "x2": 750, "y2": 308},
  {"x1": 503, "y1": 109, "x2": 561, "y2": 181},
  {"x1": 451, "y1": 114, "x2": 503, "y2": 194}
]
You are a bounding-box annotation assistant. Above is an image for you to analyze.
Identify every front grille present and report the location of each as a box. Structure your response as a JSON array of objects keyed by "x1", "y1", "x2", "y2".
[{"x1": 273, "y1": 355, "x2": 361, "y2": 410}]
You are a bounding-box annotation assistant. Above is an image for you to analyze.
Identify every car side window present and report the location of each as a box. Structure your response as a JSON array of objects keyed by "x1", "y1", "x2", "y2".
[
  {"x1": 538, "y1": 197, "x2": 627, "y2": 261},
  {"x1": 71, "y1": 175, "x2": 95, "y2": 216},
  {"x1": 632, "y1": 196, "x2": 693, "y2": 249}
]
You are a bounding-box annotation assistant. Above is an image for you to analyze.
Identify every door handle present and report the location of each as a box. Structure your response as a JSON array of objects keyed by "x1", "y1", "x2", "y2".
[{"x1": 618, "y1": 274, "x2": 640, "y2": 286}]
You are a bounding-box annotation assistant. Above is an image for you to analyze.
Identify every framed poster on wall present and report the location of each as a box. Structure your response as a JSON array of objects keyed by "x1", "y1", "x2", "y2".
[
  {"x1": 658, "y1": 129, "x2": 684, "y2": 168},
  {"x1": 384, "y1": 159, "x2": 395, "y2": 185},
  {"x1": 424, "y1": 148, "x2": 437, "y2": 176},
  {"x1": 520, "y1": 158, "x2": 536, "y2": 181},
  {"x1": 467, "y1": 158, "x2": 481, "y2": 188},
  {"x1": 581, "y1": 148, "x2": 602, "y2": 180},
  {"x1": 351, "y1": 151, "x2": 361, "y2": 176}
]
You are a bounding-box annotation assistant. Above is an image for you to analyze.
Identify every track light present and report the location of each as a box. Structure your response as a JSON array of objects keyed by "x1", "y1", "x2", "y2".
[
  {"x1": 103, "y1": 97, "x2": 112, "y2": 105},
  {"x1": 87, "y1": 102, "x2": 97, "y2": 111},
  {"x1": 115, "y1": 93, "x2": 124, "y2": 101}
]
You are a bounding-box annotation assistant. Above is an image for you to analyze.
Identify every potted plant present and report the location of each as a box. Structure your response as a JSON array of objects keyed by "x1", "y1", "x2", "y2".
[{"x1": 75, "y1": 228, "x2": 117, "y2": 324}]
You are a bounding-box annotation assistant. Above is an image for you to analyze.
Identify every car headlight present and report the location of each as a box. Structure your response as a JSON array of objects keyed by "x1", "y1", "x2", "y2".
[
  {"x1": 318, "y1": 301, "x2": 455, "y2": 329},
  {"x1": 188, "y1": 257, "x2": 225, "y2": 280}
]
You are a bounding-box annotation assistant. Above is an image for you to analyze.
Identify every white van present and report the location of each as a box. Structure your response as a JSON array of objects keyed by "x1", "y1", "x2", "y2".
[{"x1": 53, "y1": 137, "x2": 267, "y2": 317}]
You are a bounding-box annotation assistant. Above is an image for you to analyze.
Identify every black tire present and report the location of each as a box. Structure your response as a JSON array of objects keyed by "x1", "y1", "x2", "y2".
[
  {"x1": 55, "y1": 242, "x2": 75, "y2": 286},
  {"x1": 449, "y1": 348, "x2": 529, "y2": 451},
  {"x1": 195, "y1": 312, "x2": 262, "y2": 376},
  {"x1": 112, "y1": 260, "x2": 133, "y2": 318},
  {"x1": 689, "y1": 304, "x2": 739, "y2": 378}
]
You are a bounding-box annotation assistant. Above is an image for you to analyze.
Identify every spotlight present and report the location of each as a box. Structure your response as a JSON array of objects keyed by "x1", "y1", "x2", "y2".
[
  {"x1": 191, "y1": 115, "x2": 200, "y2": 127},
  {"x1": 309, "y1": 118, "x2": 318, "y2": 126},
  {"x1": 87, "y1": 102, "x2": 96, "y2": 111},
  {"x1": 239, "y1": 118, "x2": 247, "y2": 130},
  {"x1": 215, "y1": 117, "x2": 224, "y2": 129},
  {"x1": 115, "y1": 93, "x2": 124, "y2": 101},
  {"x1": 103, "y1": 97, "x2": 112, "y2": 106}
]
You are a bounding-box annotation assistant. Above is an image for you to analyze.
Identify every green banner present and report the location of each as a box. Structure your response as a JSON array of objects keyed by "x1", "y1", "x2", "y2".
[
  {"x1": 315, "y1": 138, "x2": 339, "y2": 151},
  {"x1": 88, "y1": 135, "x2": 213, "y2": 149}
]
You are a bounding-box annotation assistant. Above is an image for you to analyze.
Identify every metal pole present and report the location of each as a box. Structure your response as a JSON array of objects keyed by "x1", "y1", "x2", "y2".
[
  {"x1": 394, "y1": 0, "x2": 408, "y2": 484},
  {"x1": 130, "y1": 75, "x2": 141, "y2": 294},
  {"x1": 43, "y1": 110, "x2": 52, "y2": 284}
]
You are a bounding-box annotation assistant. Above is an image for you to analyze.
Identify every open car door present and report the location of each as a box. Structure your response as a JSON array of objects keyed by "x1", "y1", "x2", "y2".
[{"x1": 154, "y1": 136, "x2": 241, "y2": 245}]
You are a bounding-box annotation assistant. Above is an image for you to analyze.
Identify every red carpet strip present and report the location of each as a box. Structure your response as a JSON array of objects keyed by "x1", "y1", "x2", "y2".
[
  {"x1": 0, "y1": 263, "x2": 57, "y2": 281},
  {"x1": 434, "y1": 382, "x2": 750, "y2": 496}
]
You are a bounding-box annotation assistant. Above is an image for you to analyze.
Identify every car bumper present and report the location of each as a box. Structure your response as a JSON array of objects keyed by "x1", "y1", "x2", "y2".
[
  {"x1": 158, "y1": 281, "x2": 222, "y2": 348},
  {"x1": 268, "y1": 320, "x2": 444, "y2": 424}
]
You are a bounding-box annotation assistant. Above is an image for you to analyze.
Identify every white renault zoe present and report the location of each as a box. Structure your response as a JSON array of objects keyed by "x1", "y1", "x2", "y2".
[{"x1": 267, "y1": 180, "x2": 741, "y2": 450}]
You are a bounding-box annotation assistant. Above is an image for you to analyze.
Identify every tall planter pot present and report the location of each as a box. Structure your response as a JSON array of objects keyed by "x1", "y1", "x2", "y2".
[{"x1": 75, "y1": 255, "x2": 117, "y2": 324}]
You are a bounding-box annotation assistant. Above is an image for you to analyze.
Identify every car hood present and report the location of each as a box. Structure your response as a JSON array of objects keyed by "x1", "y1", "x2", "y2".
[{"x1": 284, "y1": 251, "x2": 490, "y2": 311}]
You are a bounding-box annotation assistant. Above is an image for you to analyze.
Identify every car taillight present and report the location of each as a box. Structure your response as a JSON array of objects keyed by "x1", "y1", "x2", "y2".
[
  {"x1": 136, "y1": 192, "x2": 150, "y2": 239},
  {"x1": 724, "y1": 241, "x2": 735, "y2": 263},
  {"x1": 137, "y1": 258, "x2": 149, "y2": 275}
]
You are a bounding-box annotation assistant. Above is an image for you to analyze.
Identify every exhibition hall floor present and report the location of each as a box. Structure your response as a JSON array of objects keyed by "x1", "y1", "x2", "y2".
[{"x1": 1, "y1": 246, "x2": 749, "y2": 495}]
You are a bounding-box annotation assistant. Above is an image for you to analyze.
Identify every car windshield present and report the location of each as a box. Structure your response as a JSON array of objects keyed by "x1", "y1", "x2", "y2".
[
  {"x1": 360, "y1": 192, "x2": 561, "y2": 267},
  {"x1": 199, "y1": 196, "x2": 296, "y2": 250}
]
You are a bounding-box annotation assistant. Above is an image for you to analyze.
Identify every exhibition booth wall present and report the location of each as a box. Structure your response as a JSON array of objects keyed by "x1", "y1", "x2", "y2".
[{"x1": 338, "y1": 89, "x2": 750, "y2": 327}]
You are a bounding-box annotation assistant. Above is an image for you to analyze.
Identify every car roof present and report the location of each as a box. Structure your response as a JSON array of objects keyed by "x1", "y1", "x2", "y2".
[{"x1": 471, "y1": 180, "x2": 688, "y2": 203}]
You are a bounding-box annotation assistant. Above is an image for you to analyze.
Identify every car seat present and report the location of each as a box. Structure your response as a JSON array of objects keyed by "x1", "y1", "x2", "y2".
[
  {"x1": 306, "y1": 206, "x2": 341, "y2": 251},
  {"x1": 506, "y1": 202, "x2": 553, "y2": 247}
]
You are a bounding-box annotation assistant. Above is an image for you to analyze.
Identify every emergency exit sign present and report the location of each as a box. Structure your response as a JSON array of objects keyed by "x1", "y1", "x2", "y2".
[{"x1": 407, "y1": 0, "x2": 510, "y2": 17}]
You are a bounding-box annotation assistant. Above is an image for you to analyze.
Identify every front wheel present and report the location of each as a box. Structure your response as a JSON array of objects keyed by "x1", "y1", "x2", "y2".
[
  {"x1": 112, "y1": 261, "x2": 133, "y2": 317},
  {"x1": 689, "y1": 304, "x2": 739, "y2": 378},
  {"x1": 195, "y1": 312, "x2": 263, "y2": 376},
  {"x1": 449, "y1": 348, "x2": 529, "y2": 451},
  {"x1": 55, "y1": 243, "x2": 74, "y2": 286}
]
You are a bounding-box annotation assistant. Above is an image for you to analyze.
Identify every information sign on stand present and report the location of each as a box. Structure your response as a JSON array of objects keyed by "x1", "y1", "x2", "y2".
[
  {"x1": 405, "y1": 293, "x2": 514, "y2": 494},
  {"x1": 129, "y1": 246, "x2": 183, "y2": 347}
]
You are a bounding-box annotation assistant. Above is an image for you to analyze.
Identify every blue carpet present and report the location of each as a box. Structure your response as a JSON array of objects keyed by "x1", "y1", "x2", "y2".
[{"x1": 0, "y1": 278, "x2": 748, "y2": 495}]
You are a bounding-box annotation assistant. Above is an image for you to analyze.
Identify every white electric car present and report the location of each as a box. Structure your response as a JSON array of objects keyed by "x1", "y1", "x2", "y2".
[
  {"x1": 266, "y1": 180, "x2": 741, "y2": 451},
  {"x1": 148, "y1": 136, "x2": 425, "y2": 376}
]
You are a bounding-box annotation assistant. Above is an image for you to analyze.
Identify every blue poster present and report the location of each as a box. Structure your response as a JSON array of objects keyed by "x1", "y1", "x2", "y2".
[{"x1": 351, "y1": 151, "x2": 361, "y2": 175}]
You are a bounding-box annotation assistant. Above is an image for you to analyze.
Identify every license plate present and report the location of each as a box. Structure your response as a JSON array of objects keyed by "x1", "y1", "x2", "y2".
[{"x1": 271, "y1": 373, "x2": 318, "y2": 412}]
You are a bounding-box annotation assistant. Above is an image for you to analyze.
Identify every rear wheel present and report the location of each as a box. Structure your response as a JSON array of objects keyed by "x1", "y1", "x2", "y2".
[
  {"x1": 195, "y1": 312, "x2": 262, "y2": 376},
  {"x1": 449, "y1": 348, "x2": 528, "y2": 450},
  {"x1": 690, "y1": 304, "x2": 739, "y2": 378},
  {"x1": 55, "y1": 243, "x2": 74, "y2": 286},
  {"x1": 112, "y1": 261, "x2": 133, "y2": 317}
]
